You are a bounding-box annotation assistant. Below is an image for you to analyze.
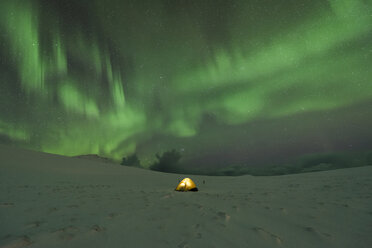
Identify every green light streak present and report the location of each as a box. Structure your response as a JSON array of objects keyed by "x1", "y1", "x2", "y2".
[
  {"x1": 42, "y1": 106, "x2": 146, "y2": 160},
  {"x1": 0, "y1": 120, "x2": 29, "y2": 142},
  {"x1": 106, "y1": 57, "x2": 126, "y2": 108},
  {"x1": 168, "y1": 0, "x2": 372, "y2": 125},
  {"x1": 50, "y1": 35, "x2": 68, "y2": 76},
  {"x1": 0, "y1": 0, "x2": 371, "y2": 161},
  {"x1": 0, "y1": 1, "x2": 44, "y2": 93},
  {"x1": 59, "y1": 81, "x2": 100, "y2": 118}
]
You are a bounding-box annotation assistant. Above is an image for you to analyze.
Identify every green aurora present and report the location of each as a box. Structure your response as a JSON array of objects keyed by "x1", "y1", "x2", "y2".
[{"x1": 0, "y1": 0, "x2": 371, "y2": 168}]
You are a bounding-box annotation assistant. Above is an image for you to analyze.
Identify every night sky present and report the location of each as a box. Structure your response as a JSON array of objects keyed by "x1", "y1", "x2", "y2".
[{"x1": 0, "y1": 0, "x2": 371, "y2": 168}]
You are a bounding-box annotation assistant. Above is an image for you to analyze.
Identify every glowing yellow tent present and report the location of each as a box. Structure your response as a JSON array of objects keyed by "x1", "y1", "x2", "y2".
[{"x1": 175, "y1": 178, "x2": 198, "y2": 192}]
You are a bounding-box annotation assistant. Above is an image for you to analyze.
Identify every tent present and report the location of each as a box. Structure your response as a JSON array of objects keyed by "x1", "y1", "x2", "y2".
[{"x1": 175, "y1": 178, "x2": 198, "y2": 192}]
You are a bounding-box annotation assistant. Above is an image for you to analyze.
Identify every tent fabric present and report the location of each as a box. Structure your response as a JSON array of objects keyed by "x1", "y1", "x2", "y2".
[{"x1": 175, "y1": 178, "x2": 198, "y2": 192}]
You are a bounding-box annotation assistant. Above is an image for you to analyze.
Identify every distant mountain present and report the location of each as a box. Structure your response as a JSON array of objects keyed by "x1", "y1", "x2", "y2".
[{"x1": 73, "y1": 154, "x2": 118, "y2": 165}]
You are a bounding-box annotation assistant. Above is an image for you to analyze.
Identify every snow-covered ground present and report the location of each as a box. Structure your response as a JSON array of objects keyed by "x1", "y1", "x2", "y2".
[{"x1": 1, "y1": 144, "x2": 371, "y2": 248}]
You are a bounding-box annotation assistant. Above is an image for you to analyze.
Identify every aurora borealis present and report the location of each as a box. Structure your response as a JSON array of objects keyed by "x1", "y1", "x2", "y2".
[{"x1": 0, "y1": 0, "x2": 371, "y2": 169}]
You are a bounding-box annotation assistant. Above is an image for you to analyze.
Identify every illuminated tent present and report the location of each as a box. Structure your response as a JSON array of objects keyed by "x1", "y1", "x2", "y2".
[{"x1": 175, "y1": 178, "x2": 198, "y2": 192}]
